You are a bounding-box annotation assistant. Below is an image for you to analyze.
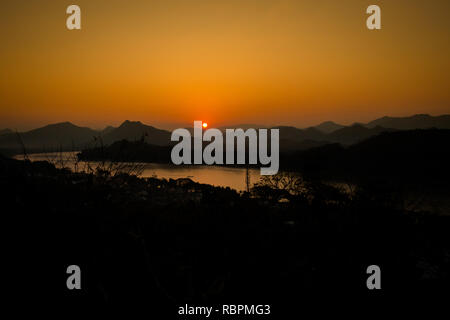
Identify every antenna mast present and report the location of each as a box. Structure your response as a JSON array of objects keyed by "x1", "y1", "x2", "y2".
[{"x1": 245, "y1": 166, "x2": 250, "y2": 193}]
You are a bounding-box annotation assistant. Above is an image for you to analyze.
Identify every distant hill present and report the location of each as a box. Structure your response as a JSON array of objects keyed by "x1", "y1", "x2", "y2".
[
  {"x1": 347, "y1": 128, "x2": 450, "y2": 182},
  {"x1": 365, "y1": 114, "x2": 450, "y2": 130},
  {"x1": 275, "y1": 126, "x2": 327, "y2": 141},
  {"x1": 273, "y1": 126, "x2": 329, "y2": 151},
  {"x1": 2, "y1": 113, "x2": 449, "y2": 155},
  {"x1": 283, "y1": 129, "x2": 450, "y2": 183},
  {"x1": 218, "y1": 124, "x2": 266, "y2": 131},
  {"x1": 102, "y1": 120, "x2": 171, "y2": 146},
  {"x1": 101, "y1": 126, "x2": 116, "y2": 135},
  {"x1": 314, "y1": 121, "x2": 345, "y2": 134},
  {"x1": 0, "y1": 120, "x2": 173, "y2": 155},
  {"x1": 279, "y1": 138, "x2": 330, "y2": 152},
  {"x1": 0, "y1": 122, "x2": 98, "y2": 154},
  {"x1": 0, "y1": 129, "x2": 12, "y2": 136},
  {"x1": 217, "y1": 123, "x2": 396, "y2": 149},
  {"x1": 326, "y1": 124, "x2": 396, "y2": 145},
  {"x1": 77, "y1": 139, "x2": 171, "y2": 163}
]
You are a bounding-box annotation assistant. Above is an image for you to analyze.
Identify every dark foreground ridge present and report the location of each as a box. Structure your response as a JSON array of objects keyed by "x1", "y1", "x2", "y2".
[{"x1": 1, "y1": 154, "x2": 449, "y2": 313}]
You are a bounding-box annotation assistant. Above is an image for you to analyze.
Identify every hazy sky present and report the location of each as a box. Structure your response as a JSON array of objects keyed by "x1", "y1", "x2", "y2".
[{"x1": 1, "y1": 0, "x2": 449, "y2": 130}]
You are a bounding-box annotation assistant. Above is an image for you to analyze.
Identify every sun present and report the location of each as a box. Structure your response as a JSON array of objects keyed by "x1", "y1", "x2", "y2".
[{"x1": 202, "y1": 122, "x2": 208, "y2": 128}]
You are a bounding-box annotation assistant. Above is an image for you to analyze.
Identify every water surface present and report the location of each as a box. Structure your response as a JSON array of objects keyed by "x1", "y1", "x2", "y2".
[{"x1": 14, "y1": 152, "x2": 262, "y2": 191}]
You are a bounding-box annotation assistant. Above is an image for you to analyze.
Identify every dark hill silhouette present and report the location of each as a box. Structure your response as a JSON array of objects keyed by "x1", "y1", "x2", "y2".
[
  {"x1": 279, "y1": 138, "x2": 330, "y2": 152},
  {"x1": 275, "y1": 126, "x2": 327, "y2": 142},
  {"x1": 182, "y1": 125, "x2": 329, "y2": 152},
  {"x1": 314, "y1": 121, "x2": 345, "y2": 134},
  {"x1": 0, "y1": 120, "x2": 172, "y2": 155},
  {"x1": 0, "y1": 128, "x2": 12, "y2": 136},
  {"x1": 346, "y1": 129, "x2": 450, "y2": 179},
  {"x1": 101, "y1": 125, "x2": 116, "y2": 135},
  {"x1": 77, "y1": 139, "x2": 172, "y2": 163},
  {"x1": 218, "y1": 124, "x2": 266, "y2": 131},
  {"x1": 2, "y1": 113, "x2": 449, "y2": 155},
  {"x1": 284, "y1": 129, "x2": 450, "y2": 183},
  {"x1": 271, "y1": 126, "x2": 329, "y2": 151},
  {"x1": 326, "y1": 124, "x2": 396, "y2": 145},
  {"x1": 0, "y1": 122, "x2": 98, "y2": 153},
  {"x1": 102, "y1": 120, "x2": 171, "y2": 146},
  {"x1": 366, "y1": 114, "x2": 450, "y2": 130}
]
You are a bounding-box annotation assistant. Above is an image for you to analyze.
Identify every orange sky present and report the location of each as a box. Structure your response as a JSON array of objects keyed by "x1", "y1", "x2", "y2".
[{"x1": 1, "y1": 0, "x2": 449, "y2": 130}]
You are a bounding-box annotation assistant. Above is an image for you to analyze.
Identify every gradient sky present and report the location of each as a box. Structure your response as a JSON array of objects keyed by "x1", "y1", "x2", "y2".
[{"x1": 1, "y1": 0, "x2": 449, "y2": 130}]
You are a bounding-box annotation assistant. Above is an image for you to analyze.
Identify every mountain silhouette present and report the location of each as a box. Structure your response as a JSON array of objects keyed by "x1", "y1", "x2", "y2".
[
  {"x1": 101, "y1": 125, "x2": 116, "y2": 135},
  {"x1": 345, "y1": 128, "x2": 450, "y2": 182},
  {"x1": 275, "y1": 126, "x2": 327, "y2": 141},
  {"x1": 283, "y1": 128, "x2": 450, "y2": 183},
  {"x1": 365, "y1": 114, "x2": 450, "y2": 130},
  {"x1": 218, "y1": 124, "x2": 267, "y2": 131},
  {"x1": 0, "y1": 129, "x2": 12, "y2": 136},
  {"x1": 314, "y1": 121, "x2": 345, "y2": 134},
  {"x1": 326, "y1": 124, "x2": 396, "y2": 145},
  {"x1": 1, "y1": 113, "x2": 449, "y2": 156},
  {"x1": 0, "y1": 122, "x2": 98, "y2": 153},
  {"x1": 0, "y1": 120, "x2": 173, "y2": 154},
  {"x1": 102, "y1": 120, "x2": 171, "y2": 146},
  {"x1": 273, "y1": 126, "x2": 329, "y2": 151}
]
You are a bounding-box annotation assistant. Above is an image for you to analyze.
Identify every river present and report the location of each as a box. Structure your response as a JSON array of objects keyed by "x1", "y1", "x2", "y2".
[{"x1": 14, "y1": 151, "x2": 262, "y2": 191}]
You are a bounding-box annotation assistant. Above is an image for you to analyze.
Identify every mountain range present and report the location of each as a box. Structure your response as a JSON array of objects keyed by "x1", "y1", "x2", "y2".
[
  {"x1": 0, "y1": 120, "x2": 170, "y2": 155},
  {"x1": 0, "y1": 114, "x2": 449, "y2": 155},
  {"x1": 100, "y1": 120, "x2": 171, "y2": 146},
  {"x1": 283, "y1": 128, "x2": 450, "y2": 183},
  {"x1": 365, "y1": 114, "x2": 450, "y2": 130}
]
